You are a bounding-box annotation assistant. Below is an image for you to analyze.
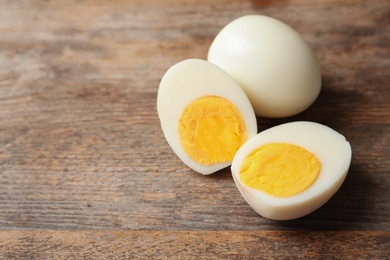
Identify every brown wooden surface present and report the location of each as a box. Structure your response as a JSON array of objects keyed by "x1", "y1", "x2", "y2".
[
  {"x1": 0, "y1": 0, "x2": 389, "y2": 258},
  {"x1": 1, "y1": 231, "x2": 388, "y2": 259}
]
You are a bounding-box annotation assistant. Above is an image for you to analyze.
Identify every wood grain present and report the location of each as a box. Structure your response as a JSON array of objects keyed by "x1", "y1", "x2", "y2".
[
  {"x1": 1, "y1": 231, "x2": 388, "y2": 259},
  {"x1": 0, "y1": 0, "x2": 389, "y2": 257}
]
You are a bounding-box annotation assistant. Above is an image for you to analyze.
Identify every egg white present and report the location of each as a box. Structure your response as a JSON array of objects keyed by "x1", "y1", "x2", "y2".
[
  {"x1": 157, "y1": 59, "x2": 257, "y2": 175},
  {"x1": 208, "y1": 15, "x2": 321, "y2": 118},
  {"x1": 231, "y1": 121, "x2": 352, "y2": 220}
]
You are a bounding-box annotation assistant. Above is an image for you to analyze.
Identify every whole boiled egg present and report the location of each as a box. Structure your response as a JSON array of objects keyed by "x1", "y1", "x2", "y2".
[
  {"x1": 157, "y1": 59, "x2": 257, "y2": 175},
  {"x1": 208, "y1": 15, "x2": 322, "y2": 118},
  {"x1": 231, "y1": 121, "x2": 352, "y2": 220}
]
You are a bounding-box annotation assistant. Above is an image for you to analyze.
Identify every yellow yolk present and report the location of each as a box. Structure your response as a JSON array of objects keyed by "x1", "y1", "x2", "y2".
[
  {"x1": 178, "y1": 96, "x2": 247, "y2": 166},
  {"x1": 240, "y1": 143, "x2": 320, "y2": 197}
]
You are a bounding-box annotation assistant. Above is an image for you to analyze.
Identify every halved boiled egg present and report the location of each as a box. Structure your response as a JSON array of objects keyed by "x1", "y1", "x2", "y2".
[
  {"x1": 157, "y1": 59, "x2": 257, "y2": 175},
  {"x1": 231, "y1": 121, "x2": 352, "y2": 220}
]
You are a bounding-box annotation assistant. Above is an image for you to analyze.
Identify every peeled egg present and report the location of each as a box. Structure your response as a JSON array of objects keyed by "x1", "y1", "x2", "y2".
[
  {"x1": 157, "y1": 59, "x2": 257, "y2": 175},
  {"x1": 231, "y1": 121, "x2": 352, "y2": 220},
  {"x1": 208, "y1": 15, "x2": 322, "y2": 118}
]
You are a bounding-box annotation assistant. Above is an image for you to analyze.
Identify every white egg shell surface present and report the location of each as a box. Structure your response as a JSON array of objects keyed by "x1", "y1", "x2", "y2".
[
  {"x1": 208, "y1": 15, "x2": 322, "y2": 118},
  {"x1": 157, "y1": 59, "x2": 257, "y2": 175},
  {"x1": 231, "y1": 121, "x2": 352, "y2": 220}
]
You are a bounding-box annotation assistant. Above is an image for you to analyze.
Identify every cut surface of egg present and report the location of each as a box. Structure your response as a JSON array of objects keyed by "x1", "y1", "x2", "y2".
[
  {"x1": 157, "y1": 59, "x2": 257, "y2": 175},
  {"x1": 231, "y1": 121, "x2": 352, "y2": 220},
  {"x1": 208, "y1": 15, "x2": 322, "y2": 118}
]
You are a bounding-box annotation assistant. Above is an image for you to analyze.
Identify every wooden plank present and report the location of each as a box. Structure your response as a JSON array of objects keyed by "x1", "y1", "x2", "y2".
[{"x1": 0, "y1": 231, "x2": 389, "y2": 259}]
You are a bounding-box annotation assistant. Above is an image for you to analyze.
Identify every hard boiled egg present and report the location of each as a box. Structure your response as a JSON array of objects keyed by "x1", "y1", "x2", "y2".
[
  {"x1": 231, "y1": 121, "x2": 352, "y2": 220},
  {"x1": 208, "y1": 15, "x2": 322, "y2": 118},
  {"x1": 157, "y1": 59, "x2": 257, "y2": 175}
]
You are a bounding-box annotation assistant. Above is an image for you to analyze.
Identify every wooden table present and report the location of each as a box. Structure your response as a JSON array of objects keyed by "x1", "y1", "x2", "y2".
[{"x1": 1, "y1": 0, "x2": 389, "y2": 258}]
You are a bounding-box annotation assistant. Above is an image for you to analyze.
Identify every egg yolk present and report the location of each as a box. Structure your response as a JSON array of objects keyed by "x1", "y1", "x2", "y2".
[
  {"x1": 178, "y1": 95, "x2": 247, "y2": 166},
  {"x1": 240, "y1": 143, "x2": 320, "y2": 197}
]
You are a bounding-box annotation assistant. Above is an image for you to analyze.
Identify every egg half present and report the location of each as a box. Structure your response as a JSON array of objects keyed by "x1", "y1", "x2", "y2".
[
  {"x1": 157, "y1": 59, "x2": 257, "y2": 175},
  {"x1": 231, "y1": 121, "x2": 352, "y2": 220},
  {"x1": 208, "y1": 15, "x2": 322, "y2": 118}
]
